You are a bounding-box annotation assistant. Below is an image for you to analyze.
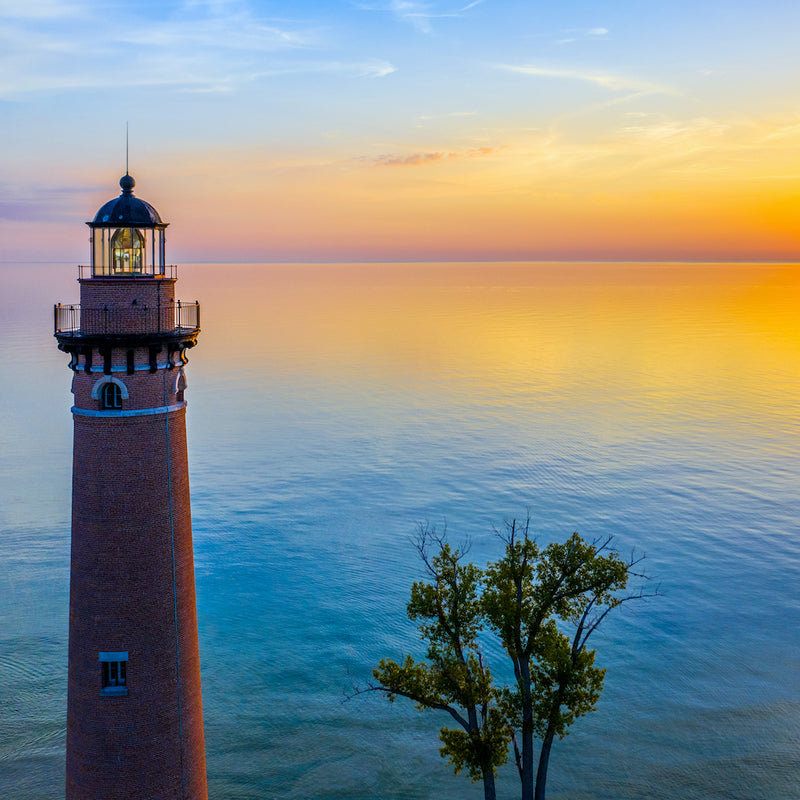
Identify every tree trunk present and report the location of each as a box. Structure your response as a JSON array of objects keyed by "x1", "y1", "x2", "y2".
[
  {"x1": 521, "y1": 721, "x2": 534, "y2": 800},
  {"x1": 520, "y1": 662, "x2": 535, "y2": 800},
  {"x1": 483, "y1": 769, "x2": 497, "y2": 800},
  {"x1": 535, "y1": 682, "x2": 566, "y2": 800},
  {"x1": 534, "y1": 731, "x2": 554, "y2": 800}
]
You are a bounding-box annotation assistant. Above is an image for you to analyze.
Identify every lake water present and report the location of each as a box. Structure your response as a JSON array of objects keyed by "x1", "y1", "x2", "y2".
[{"x1": 1, "y1": 261, "x2": 799, "y2": 799}]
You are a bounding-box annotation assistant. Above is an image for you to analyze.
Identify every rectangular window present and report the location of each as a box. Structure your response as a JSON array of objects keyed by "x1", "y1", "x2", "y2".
[{"x1": 99, "y1": 651, "x2": 128, "y2": 696}]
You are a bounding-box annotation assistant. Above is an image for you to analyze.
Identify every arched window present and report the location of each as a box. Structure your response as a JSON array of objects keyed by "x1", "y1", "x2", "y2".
[
  {"x1": 91, "y1": 376, "x2": 129, "y2": 408},
  {"x1": 101, "y1": 381, "x2": 122, "y2": 409},
  {"x1": 111, "y1": 227, "x2": 145, "y2": 273}
]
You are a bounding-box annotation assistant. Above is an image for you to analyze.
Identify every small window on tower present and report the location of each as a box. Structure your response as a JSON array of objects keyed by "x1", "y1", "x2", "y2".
[
  {"x1": 101, "y1": 381, "x2": 122, "y2": 409},
  {"x1": 99, "y1": 652, "x2": 128, "y2": 696}
]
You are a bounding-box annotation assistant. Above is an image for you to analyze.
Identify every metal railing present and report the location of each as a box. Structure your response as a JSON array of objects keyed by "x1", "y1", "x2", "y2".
[
  {"x1": 77, "y1": 264, "x2": 179, "y2": 280},
  {"x1": 54, "y1": 300, "x2": 200, "y2": 336}
]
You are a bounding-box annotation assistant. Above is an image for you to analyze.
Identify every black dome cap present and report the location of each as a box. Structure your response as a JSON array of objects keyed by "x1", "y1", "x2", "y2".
[{"x1": 89, "y1": 174, "x2": 166, "y2": 227}]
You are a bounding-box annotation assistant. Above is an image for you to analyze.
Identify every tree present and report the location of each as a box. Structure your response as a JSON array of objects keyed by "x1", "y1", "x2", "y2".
[
  {"x1": 352, "y1": 517, "x2": 655, "y2": 800},
  {"x1": 350, "y1": 526, "x2": 511, "y2": 800},
  {"x1": 483, "y1": 518, "x2": 652, "y2": 800}
]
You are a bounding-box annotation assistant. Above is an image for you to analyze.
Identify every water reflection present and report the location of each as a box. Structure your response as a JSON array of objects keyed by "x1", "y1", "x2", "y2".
[{"x1": 2, "y1": 261, "x2": 799, "y2": 800}]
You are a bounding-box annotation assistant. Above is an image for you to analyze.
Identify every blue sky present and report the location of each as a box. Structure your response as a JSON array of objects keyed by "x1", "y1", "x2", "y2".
[{"x1": 3, "y1": 0, "x2": 800, "y2": 261}]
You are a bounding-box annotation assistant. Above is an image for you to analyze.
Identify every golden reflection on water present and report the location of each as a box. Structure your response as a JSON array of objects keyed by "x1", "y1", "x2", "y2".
[
  {"x1": 4, "y1": 261, "x2": 799, "y2": 800},
  {"x1": 183, "y1": 261, "x2": 800, "y2": 422}
]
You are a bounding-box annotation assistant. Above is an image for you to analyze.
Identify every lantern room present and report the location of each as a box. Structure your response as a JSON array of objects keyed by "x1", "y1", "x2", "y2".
[{"x1": 87, "y1": 174, "x2": 168, "y2": 277}]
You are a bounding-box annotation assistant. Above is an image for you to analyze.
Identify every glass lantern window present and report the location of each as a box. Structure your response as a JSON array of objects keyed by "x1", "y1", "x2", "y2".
[
  {"x1": 90, "y1": 227, "x2": 167, "y2": 277},
  {"x1": 111, "y1": 228, "x2": 145, "y2": 273}
]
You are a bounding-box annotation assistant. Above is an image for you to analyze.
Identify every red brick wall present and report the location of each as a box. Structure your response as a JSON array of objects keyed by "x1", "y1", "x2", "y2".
[
  {"x1": 79, "y1": 277, "x2": 177, "y2": 334},
  {"x1": 66, "y1": 358, "x2": 207, "y2": 797},
  {"x1": 71, "y1": 355, "x2": 185, "y2": 411}
]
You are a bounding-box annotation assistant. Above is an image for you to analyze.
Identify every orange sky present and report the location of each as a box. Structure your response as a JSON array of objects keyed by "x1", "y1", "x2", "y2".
[
  {"x1": 158, "y1": 123, "x2": 800, "y2": 262},
  {"x1": 2, "y1": 1, "x2": 800, "y2": 262}
]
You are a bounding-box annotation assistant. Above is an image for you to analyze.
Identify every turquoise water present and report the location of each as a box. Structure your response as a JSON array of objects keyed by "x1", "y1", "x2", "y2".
[{"x1": 1, "y1": 261, "x2": 799, "y2": 799}]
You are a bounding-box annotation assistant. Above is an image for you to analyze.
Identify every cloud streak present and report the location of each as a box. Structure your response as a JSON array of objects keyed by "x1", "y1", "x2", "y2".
[
  {"x1": 496, "y1": 64, "x2": 675, "y2": 95},
  {"x1": 556, "y1": 26, "x2": 609, "y2": 45},
  {"x1": 0, "y1": 0, "x2": 87, "y2": 20},
  {"x1": 0, "y1": 179, "x2": 103, "y2": 221},
  {"x1": 373, "y1": 145, "x2": 500, "y2": 166},
  {"x1": 0, "y1": 1, "x2": 394, "y2": 97},
  {"x1": 356, "y1": 0, "x2": 485, "y2": 33}
]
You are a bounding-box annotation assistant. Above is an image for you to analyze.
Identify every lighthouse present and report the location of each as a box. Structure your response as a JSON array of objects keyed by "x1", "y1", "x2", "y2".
[{"x1": 55, "y1": 174, "x2": 208, "y2": 799}]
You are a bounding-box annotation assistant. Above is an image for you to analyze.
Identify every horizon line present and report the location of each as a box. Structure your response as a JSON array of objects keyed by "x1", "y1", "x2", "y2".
[{"x1": 5, "y1": 258, "x2": 800, "y2": 267}]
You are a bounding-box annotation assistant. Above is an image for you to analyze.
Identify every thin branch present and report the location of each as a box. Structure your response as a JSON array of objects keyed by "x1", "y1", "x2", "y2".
[
  {"x1": 511, "y1": 732, "x2": 523, "y2": 781},
  {"x1": 345, "y1": 682, "x2": 471, "y2": 730}
]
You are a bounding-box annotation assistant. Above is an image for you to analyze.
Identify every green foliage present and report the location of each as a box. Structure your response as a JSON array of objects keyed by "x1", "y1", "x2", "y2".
[
  {"x1": 372, "y1": 655, "x2": 439, "y2": 709},
  {"x1": 438, "y1": 706, "x2": 512, "y2": 782},
  {"x1": 529, "y1": 620, "x2": 605, "y2": 740},
  {"x1": 370, "y1": 532, "x2": 511, "y2": 786},
  {"x1": 482, "y1": 529, "x2": 540, "y2": 651},
  {"x1": 364, "y1": 519, "x2": 651, "y2": 800}
]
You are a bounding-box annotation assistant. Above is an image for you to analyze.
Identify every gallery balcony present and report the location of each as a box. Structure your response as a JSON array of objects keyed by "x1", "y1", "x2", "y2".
[{"x1": 54, "y1": 300, "x2": 200, "y2": 346}]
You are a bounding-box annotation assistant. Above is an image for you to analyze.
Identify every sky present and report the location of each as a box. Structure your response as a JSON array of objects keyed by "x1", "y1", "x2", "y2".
[{"x1": 2, "y1": 0, "x2": 800, "y2": 263}]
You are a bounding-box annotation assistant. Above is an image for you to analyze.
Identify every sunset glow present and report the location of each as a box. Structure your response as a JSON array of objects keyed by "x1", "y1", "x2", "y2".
[{"x1": 2, "y1": 1, "x2": 800, "y2": 262}]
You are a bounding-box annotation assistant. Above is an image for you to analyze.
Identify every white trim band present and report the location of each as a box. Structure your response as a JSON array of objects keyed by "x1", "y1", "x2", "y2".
[
  {"x1": 83, "y1": 362, "x2": 174, "y2": 373},
  {"x1": 72, "y1": 402, "x2": 186, "y2": 418}
]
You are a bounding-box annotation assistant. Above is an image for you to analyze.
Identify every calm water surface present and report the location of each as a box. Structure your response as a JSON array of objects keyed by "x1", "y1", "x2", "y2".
[{"x1": 1, "y1": 261, "x2": 799, "y2": 799}]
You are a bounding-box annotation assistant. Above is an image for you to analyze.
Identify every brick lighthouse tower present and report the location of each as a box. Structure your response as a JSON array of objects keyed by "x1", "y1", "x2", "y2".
[{"x1": 55, "y1": 173, "x2": 208, "y2": 799}]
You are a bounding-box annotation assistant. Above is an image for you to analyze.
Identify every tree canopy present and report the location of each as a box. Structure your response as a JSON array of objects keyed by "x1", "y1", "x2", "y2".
[
  {"x1": 350, "y1": 517, "x2": 656, "y2": 800},
  {"x1": 372, "y1": 530, "x2": 510, "y2": 800}
]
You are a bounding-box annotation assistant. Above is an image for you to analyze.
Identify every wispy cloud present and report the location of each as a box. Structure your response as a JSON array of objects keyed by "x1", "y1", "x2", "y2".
[
  {"x1": 753, "y1": 119, "x2": 800, "y2": 144},
  {"x1": 355, "y1": 0, "x2": 484, "y2": 33},
  {"x1": 556, "y1": 26, "x2": 609, "y2": 45},
  {"x1": 0, "y1": 0, "x2": 87, "y2": 20},
  {"x1": 0, "y1": 179, "x2": 103, "y2": 221},
  {"x1": 377, "y1": 151, "x2": 449, "y2": 166},
  {"x1": 620, "y1": 118, "x2": 730, "y2": 143},
  {"x1": 0, "y1": 1, "x2": 393, "y2": 97},
  {"x1": 353, "y1": 60, "x2": 398, "y2": 78},
  {"x1": 0, "y1": 199, "x2": 48, "y2": 222},
  {"x1": 247, "y1": 59, "x2": 397, "y2": 82},
  {"x1": 373, "y1": 145, "x2": 500, "y2": 166},
  {"x1": 496, "y1": 64, "x2": 675, "y2": 95}
]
